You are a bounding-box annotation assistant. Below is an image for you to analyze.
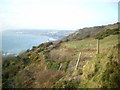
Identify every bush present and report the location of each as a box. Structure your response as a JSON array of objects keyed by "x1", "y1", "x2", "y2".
[
  {"x1": 45, "y1": 55, "x2": 49, "y2": 60},
  {"x1": 2, "y1": 56, "x2": 22, "y2": 88},
  {"x1": 37, "y1": 48, "x2": 44, "y2": 53},
  {"x1": 47, "y1": 61, "x2": 60, "y2": 70},
  {"x1": 52, "y1": 80, "x2": 80, "y2": 88},
  {"x1": 64, "y1": 60, "x2": 70, "y2": 72},
  {"x1": 84, "y1": 34, "x2": 90, "y2": 39},
  {"x1": 43, "y1": 42, "x2": 53, "y2": 47}
]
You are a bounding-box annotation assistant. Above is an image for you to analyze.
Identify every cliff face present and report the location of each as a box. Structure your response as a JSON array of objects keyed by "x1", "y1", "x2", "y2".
[{"x1": 2, "y1": 23, "x2": 120, "y2": 88}]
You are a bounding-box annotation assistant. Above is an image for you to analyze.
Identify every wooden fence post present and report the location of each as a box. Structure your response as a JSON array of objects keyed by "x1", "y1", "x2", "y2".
[
  {"x1": 97, "y1": 39, "x2": 99, "y2": 54},
  {"x1": 58, "y1": 63, "x2": 62, "y2": 70},
  {"x1": 75, "y1": 52, "x2": 82, "y2": 71}
]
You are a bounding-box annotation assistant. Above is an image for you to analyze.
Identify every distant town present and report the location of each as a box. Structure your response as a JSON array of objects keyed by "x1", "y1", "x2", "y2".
[
  {"x1": 13, "y1": 30, "x2": 75, "y2": 39},
  {"x1": 33, "y1": 30, "x2": 75, "y2": 39}
]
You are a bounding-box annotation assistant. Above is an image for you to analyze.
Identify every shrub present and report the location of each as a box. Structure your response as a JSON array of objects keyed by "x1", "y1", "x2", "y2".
[
  {"x1": 84, "y1": 34, "x2": 90, "y2": 39},
  {"x1": 47, "y1": 62, "x2": 60, "y2": 70},
  {"x1": 45, "y1": 55, "x2": 49, "y2": 60},
  {"x1": 37, "y1": 48, "x2": 44, "y2": 53},
  {"x1": 43, "y1": 42, "x2": 53, "y2": 48},
  {"x1": 52, "y1": 79, "x2": 80, "y2": 88},
  {"x1": 27, "y1": 53, "x2": 31, "y2": 56},
  {"x1": 64, "y1": 60, "x2": 70, "y2": 72}
]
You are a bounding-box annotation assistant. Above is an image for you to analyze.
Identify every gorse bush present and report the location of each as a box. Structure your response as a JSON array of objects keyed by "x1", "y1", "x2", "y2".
[{"x1": 42, "y1": 42, "x2": 53, "y2": 48}]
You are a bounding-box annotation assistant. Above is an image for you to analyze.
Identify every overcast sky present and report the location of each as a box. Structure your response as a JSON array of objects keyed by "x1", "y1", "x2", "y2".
[{"x1": 0, "y1": 0, "x2": 119, "y2": 31}]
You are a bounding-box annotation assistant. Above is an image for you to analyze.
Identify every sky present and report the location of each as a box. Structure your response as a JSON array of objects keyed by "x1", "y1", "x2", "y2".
[{"x1": 0, "y1": 0, "x2": 119, "y2": 31}]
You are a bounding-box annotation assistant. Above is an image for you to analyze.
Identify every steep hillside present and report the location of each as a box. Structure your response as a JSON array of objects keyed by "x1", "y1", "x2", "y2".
[
  {"x1": 62, "y1": 23, "x2": 118, "y2": 41},
  {"x1": 2, "y1": 23, "x2": 119, "y2": 88},
  {"x1": 52, "y1": 44, "x2": 120, "y2": 88}
]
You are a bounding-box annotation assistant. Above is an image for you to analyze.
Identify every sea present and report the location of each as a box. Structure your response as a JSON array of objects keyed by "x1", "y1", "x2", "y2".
[{"x1": 1, "y1": 30, "x2": 71, "y2": 56}]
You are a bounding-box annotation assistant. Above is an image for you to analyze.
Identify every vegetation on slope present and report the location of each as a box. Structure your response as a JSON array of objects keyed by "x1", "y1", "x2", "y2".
[
  {"x1": 2, "y1": 41, "x2": 66, "y2": 88},
  {"x1": 95, "y1": 28, "x2": 119, "y2": 39},
  {"x1": 2, "y1": 56, "x2": 30, "y2": 88},
  {"x1": 62, "y1": 23, "x2": 118, "y2": 41},
  {"x1": 80, "y1": 44, "x2": 120, "y2": 88},
  {"x1": 2, "y1": 23, "x2": 119, "y2": 88},
  {"x1": 52, "y1": 44, "x2": 120, "y2": 88}
]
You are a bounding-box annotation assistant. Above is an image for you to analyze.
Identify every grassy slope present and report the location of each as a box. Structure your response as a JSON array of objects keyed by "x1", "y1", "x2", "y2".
[
  {"x1": 2, "y1": 26, "x2": 119, "y2": 88},
  {"x1": 13, "y1": 35, "x2": 119, "y2": 88},
  {"x1": 63, "y1": 23, "x2": 118, "y2": 41},
  {"x1": 80, "y1": 45, "x2": 120, "y2": 88},
  {"x1": 49, "y1": 35, "x2": 118, "y2": 71},
  {"x1": 52, "y1": 35, "x2": 119, "y2": 88},
  {"x1": 61, "y1": 35, "x2": 118, "y2": 50}
]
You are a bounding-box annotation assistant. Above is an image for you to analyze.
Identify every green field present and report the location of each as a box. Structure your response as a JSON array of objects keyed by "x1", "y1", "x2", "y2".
[{"x1": 61, "y1": 35, "x2": 118, "y2": 50}]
